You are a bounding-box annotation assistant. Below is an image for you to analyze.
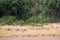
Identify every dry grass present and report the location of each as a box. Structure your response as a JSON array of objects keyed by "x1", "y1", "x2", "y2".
[{"x1": 0, "y1": 23, "x2": 60, "y2": 37}]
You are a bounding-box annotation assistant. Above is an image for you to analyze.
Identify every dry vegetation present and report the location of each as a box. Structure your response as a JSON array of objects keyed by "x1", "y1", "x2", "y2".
[{"x1": 0, "y1": 23, "x2": 60, "y2": 37}]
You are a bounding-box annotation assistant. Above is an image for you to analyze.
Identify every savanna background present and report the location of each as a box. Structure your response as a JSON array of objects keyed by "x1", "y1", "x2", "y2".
[{"x1": 0, "y1": 0, "x2": 60, "y2": 38}]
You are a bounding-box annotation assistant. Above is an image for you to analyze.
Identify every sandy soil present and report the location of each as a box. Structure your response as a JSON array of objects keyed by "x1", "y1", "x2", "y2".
[
  {"x1": 0, "y1": 23, "x2": 60, "y2": 37},
  {"x1": 0, "y1": 36, "x2": 60, "y2": 40}
]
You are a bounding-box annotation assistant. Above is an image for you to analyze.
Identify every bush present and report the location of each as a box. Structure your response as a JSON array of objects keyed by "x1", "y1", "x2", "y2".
[
  {"x1": 25, "y1": 16, "x2": 50, "y2": 23},
  {"x1": 13, "y1": 20, "x2": 24, "y2": 25},
  {"x1": 39, "y1": 17, "x2": 49, "y2": 23},
  {"x1": 25, "y1": 16, "x2": 39, "y2": 23},
  {"x1": 0, "y1": 16, "x2": 16, "y2": 25}
]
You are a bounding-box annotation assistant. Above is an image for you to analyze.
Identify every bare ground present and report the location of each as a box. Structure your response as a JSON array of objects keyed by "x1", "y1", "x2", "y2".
[{"x1": 0, "y1": 36, "x2": 60, "y2": 40}]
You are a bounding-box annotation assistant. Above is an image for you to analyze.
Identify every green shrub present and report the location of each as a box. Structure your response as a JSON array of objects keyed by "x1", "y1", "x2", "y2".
[
  {"x1": 25, "y1": 16, "x2": 50, "y2": 23},
  {"x1": 13, "y1": 20, "x2": 24, "y2": 25},
  {"x1": 25, "y1": 16, "x2": 38, "y2": 23},
  {"x1": 39, "y1": 18, "x2": 49, "y2": 23},
  {"x1": 0, "y1": 16, "x2": 16, "y2": 25}
]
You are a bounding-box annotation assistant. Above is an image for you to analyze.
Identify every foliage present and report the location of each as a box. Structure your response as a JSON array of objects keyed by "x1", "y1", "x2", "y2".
[
  {"x1": 0, "y1": 0, "x2": 60, "y2": 25},
  {"x1": 0, "y1": 16, "x2": 16, "y2": 25}
]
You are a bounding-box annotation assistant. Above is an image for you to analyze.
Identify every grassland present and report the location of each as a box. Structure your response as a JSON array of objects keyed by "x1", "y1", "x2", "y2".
[{"x1": 0, "y1": 23, "x2": 60, "y2": 37}]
